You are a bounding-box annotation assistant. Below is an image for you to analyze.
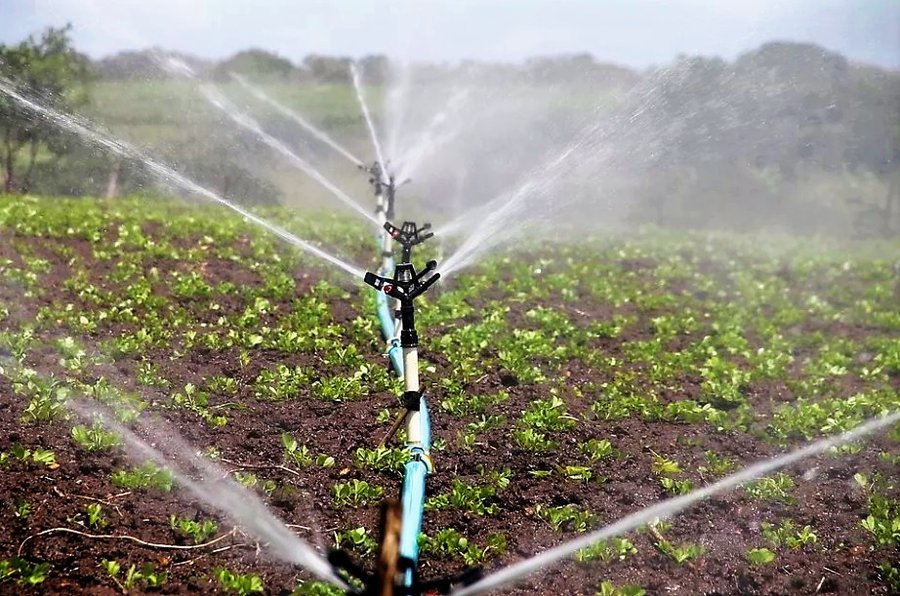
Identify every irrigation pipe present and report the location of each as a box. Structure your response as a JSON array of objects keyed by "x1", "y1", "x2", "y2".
[{"x1": 18, "y1": 527, "x2": 238, "y2": 557}]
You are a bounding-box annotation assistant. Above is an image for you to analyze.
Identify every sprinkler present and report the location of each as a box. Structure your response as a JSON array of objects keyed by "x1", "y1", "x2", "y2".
[
  {"x1": 384, "y1": 221, "x2": 433, "y2": 263},
  {"x1": 329, "y1": 224, "x2": 480, "y2": 595}
]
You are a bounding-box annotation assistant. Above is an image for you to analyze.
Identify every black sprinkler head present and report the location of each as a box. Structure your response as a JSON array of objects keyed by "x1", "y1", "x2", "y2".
[{"x1": 384, "y1": 221, "x2": 433, "y2": 263}]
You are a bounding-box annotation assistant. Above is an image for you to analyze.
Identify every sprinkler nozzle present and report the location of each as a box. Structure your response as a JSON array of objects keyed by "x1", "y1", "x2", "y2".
[{"x1": 384, "y1": 221, "x2": 434, "y2": 263}]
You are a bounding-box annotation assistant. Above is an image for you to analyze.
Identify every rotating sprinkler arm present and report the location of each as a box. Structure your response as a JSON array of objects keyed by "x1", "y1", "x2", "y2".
[{"x1": 384, "y1": 221, "x2": 434, "y2": 263}]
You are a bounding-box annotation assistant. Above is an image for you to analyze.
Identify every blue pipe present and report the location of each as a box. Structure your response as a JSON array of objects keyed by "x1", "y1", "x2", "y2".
[
  {"x1": 375, "y1": 234, "x2": 404, "y2": 377},
  {"x1": 376, "y1": 290, "x2": 404, "y2": 377},
  {"x1": 399, "y1": 398, "x2": 431, "y2": 587}
]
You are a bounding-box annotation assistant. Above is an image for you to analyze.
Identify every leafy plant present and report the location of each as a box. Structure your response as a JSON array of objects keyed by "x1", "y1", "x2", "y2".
[
  {"x1": 111, "y1": 462, "x2": 174, "y2": 492},
  {"x1": 535, "y1": 504, "x2": 597, "y2": 532},
  {"x1": 742, "y1": 473, "x2": 796, "y2": 504},
  {"x1": 596, "y1": 580, "x2": 646, "y2": 596},
  {"x1": 0, "y1": 557, "x2": 50, "y2": 586},
  {"x1": 580, "y1": 438, "x2": 615, "y2": 462},
  {"x1": 71, "y1": 422, "x2": 121, "y2": 452},
  {"x1": 576, "y1": 537, "x2": 638, "y2": 563},
  {"x1": 215, "y1": 568, "x2": 264, "y2": 595},
  {"x1": 332, "y1": 480, "x2": 383, "y2": 508},
  {"x1": 333, "y1": 526, "x2": 377, "y2": 557},
  {"x1": 745, "y1": 547, "x2": 776, "y2": 565},
  {"x1": 169, "y1": 515, "x2": 218, "y2": 543},
  {"x1": 427, "y1": 480, "x2": 499, "y2": 516}
]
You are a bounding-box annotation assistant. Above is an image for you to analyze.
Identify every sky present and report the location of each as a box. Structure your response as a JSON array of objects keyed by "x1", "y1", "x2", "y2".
[{"x1": 1, "y1": 0, "x2": 898, "y2": 69}]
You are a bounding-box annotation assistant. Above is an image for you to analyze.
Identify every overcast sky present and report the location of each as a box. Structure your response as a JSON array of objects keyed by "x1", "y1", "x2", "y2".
[{"x1": 2, "y1": 0, "x2": 898, "y2": 69}]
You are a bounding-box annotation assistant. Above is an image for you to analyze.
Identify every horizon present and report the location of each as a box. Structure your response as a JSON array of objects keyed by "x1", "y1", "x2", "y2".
[{"x1": 2, "y1": 0, "x2": 898, "y2": 70}]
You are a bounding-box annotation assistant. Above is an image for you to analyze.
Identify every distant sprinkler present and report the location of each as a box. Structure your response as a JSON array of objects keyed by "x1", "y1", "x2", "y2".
[{"x1": 361, "y1": 161, "x2": 409, "y2": 221}]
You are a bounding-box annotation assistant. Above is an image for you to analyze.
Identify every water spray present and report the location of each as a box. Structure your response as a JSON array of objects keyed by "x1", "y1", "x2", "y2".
[
  {"x1": 0, "y1": 77, "x2": 366, "y2": 280},
  {"x1": 453, "y1": 411, "x2": 900, "y2": 595},
  {"x1": 231, "y1": 72, "x2": 365, "y2": 168}
]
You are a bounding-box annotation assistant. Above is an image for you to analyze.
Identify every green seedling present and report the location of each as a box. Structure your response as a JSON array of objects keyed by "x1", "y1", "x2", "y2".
[
  {"x1": 215, "y1": 568, "x2": 264, "y2": 595},
  {"x1": 332, "y1": 480, "x2": 383, "y2": 508},
  {"x1": 84, "y1": 503, "x2": 107, "y2": 529},
  {"x1": 576, "y1": 537, "x2": 638, "y2": 563},
  {"x1": 579, "y1": 438, "x2": 615, "y2": 462},
  {"x1": 334, "y1": 527, "x2": 378, "y2": 557},
  {"x1": 353, "y1": 445, "x2": 408, "y2": 473},
  {"x1": 111, "y1": 462, "x2": 174, "y2": 492},
  {"x1": 596, "y1": 580, "x2": 646, "y2": 596},
  {"x1": 71, "y1": 422, "x2": 121, "y2": 452},
  {"x1": 698, "y1": 450, "x2": 735, "y2": 476},
  {"x1": 742, "y1": 472, "x2": 796, "y2": 503},
  {"x1": 761, "y1": 520, "x2": 817, "y2": 549},
  {"x1": 427, "y1": 480, "x2": 499, "y2": 516},
  {"x1": 421, "y1": 528, "x2": 507, "y2": 565},
  {"x1": 745, "y1": 547, "x2": 776, "y2": 565},
  {"x1": 535, "y1": 504, "x2": 598, "y2": 533},
  {"x1": 169, "y1": 515, "x2": 218, "y2": 544},
  {"x1": 0, "y1": 558, "x2": 50, "y2": 586}
]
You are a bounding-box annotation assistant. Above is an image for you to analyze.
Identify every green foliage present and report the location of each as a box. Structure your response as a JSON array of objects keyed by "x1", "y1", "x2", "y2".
[
  {"x1": 215, "y1": 568, "x2": 264, "y2": 595},
  {"x1": 333, "y1": 526, "x2": 377, "y2": 557},
  {"x1": 0, "y1": 557, "x2": 50, "y2": 586},
  {"x1": 579, "y1": 438, "x2": 616, "y2": 462},
  {"x1": 169, "y1": 515, "x2": 218, "y2": 544},
  {"x1": 0, "y1": 25, "x2": 92, "y2": 193},
  {"x1": 761, "y1": 520, "x2": 818, "y2": 549},
  {"x1": 576, "y1": 537, "x2": 638, "y2": 563},
  {"x1": 427, "y1": 480, "x2": 499, "y2": 516},
  {"x1": 111, "y1": 462, "x2": 174, "y2": 492},
  {"x1": 698, "y1": 450, "x2": 735, "y2": 476},
  {"x1": 745, "y1": 547, "x2": 776, "y2": 565},
  {"x1": 511, "y1": 428, "x2": 556, "y2": 452},
  {"x1": 353, "y1": 445, "x2": 408, "y2": 474},
  {"x1": 331, "y1": 479, "x2": 383, "y2": 508},
  {"x1": 742, "y1": 473, "x2": 796, "y2": 504},
  {"x1": 520, "y1": 396, "x2": 576, "y2": 431},
  {"x1": 71, "y1": 422, "x2": 121, "y2": 452},
  {"x1": 535, "y1": 504, "x2": 598, "y2": 532},
  {"x1": 421, "y1": 529, "x2": 507, "y2": 565},
  {"x1": 596, "y1": 581, "x2": 646, "y2": 596},
  {"x1": 102, "y1": 559, "x2": 167, "y2": 591}
]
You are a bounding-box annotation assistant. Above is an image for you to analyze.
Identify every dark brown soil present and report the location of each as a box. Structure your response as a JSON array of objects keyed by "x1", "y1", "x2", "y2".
[{"x1": 0, "y1": 214, "x2": 897, "y2": 596}]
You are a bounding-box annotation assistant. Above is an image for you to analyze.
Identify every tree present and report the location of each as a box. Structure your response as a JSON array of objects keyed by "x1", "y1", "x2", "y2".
[
  {"x1": 214, "y1": 49, "x2": 300, "y2": 82},
  {"x1": 0, "y1": 25, "x2": 91, "y2": 193}
]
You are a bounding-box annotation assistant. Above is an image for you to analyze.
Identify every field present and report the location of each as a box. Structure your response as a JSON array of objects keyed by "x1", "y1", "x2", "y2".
[{"x1": 0, "y1": 195, "x2": 898, "y2": 595}]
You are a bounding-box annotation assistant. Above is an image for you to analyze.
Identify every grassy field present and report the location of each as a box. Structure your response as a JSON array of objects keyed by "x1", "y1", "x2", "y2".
[{"x1": 0, "y1": 195, "x2": 898, "y2": 594}]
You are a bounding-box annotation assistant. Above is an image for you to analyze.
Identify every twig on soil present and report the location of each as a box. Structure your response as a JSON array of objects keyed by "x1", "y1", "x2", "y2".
[
  {"x1": 646, "y1": 524, "x2": 697, "y2": 571},
  {"x1": 18, "y1": 526, "x2": 237, "y2": 557},
  {"x1": 51, "y1": 486, "x2": 128, "y2": 517},
  {"x1": 285, "y1": 524, "x2": 313, "y2": 531},
  {"x1": 219, "y1": 457, "x2": 301, "y2": 477},
  {"x1": 171, "y1": 543, "x2": 253, "y2": 568}
]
